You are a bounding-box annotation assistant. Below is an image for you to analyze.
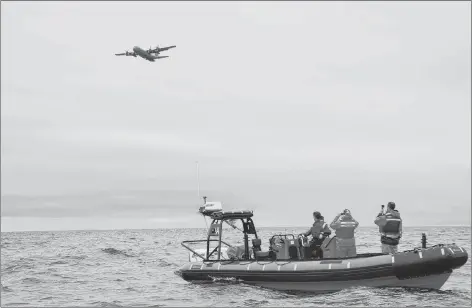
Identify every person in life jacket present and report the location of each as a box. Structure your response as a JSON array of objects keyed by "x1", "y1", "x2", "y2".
[
  {"x1": 374, "y1": 202, "x2": 402, "y2": 254},
  {"x1": 301, "y1": 211, "x2": 332, "y2": 258},
  {"x1": 330, "y1": 209, "x2": 359, "y2": 258}
]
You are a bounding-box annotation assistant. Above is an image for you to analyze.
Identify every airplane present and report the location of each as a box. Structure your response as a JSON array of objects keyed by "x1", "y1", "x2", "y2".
[{"x1": 115, "y1": 45, "x2": 176, "y2": 62}]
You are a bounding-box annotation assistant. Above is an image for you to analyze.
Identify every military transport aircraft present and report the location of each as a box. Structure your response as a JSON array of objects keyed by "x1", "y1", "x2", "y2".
[{"x1": 115, "y1": 45, "x2": 176, "y2": 62}]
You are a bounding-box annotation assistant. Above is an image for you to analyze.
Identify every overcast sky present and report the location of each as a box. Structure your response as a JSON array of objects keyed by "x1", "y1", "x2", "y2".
[{"x1": 1, "y1": 1, "x2": 470, "y2": 232}]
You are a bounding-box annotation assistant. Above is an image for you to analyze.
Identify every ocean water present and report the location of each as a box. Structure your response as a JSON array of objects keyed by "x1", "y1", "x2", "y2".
[{"x1": 1, "y1": 226, "x2": 470, "y2": 307}]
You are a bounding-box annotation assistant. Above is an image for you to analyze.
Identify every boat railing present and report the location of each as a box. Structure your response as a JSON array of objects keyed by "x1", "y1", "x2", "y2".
[{"x1": 181, "y1": 239, "x2": 234, "y2": 261}]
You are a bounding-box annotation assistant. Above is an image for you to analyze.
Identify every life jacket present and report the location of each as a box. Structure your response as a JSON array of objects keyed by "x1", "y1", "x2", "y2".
[
  {"x1": 307, "y1": 219, "x2": 331, "y2": 238},
  {"x1": 379, "y1": 210, "x2": 402, "y2": 238},
  {"x1": 331, "y1": 215, "x2": 358, "y2": 239}
]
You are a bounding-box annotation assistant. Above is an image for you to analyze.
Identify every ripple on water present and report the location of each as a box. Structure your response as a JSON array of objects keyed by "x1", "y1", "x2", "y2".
[
  {"x1": 1, "y1": 284, "x2": 14, "y2": 292},
  {"x1": 21, "y1": 277, "x2": 42, "y2": 284},
  {"x1": 90, "y1": 301, "x2": 123, "y2": 307},
  {"x1": 101, "y1": 248, "x2": 135, "y2": 258},
  {"x1": 62, "y1": 255, "x2": 87, "y2": 260},
  {"x1": 244, "y1": 299, "x2": 270, "y2": 306},
  {"x1": 49, "y1": 260, "x2": 69, "y2": 265}
]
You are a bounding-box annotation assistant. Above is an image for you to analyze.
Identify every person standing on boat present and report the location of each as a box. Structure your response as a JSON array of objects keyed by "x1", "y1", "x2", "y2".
[
  {"x1": 330, "y1": 209, "x2": 359, "y2": 258},
  {"x1": 302, "y1": 211, "x2": 331, "y2": 258},
  {"x1": 374, "y1": 202, "x2": 402, "y2": 254}
]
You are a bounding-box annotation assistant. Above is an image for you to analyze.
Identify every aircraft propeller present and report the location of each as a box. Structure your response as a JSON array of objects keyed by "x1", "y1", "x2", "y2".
[{"x1": 147, "y1": 45, "x2": 161, "y2": 54}]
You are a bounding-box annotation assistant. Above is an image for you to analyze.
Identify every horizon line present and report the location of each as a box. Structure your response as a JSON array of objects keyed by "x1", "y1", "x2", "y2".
[{"x1": 2, "y1": 224, "x2": 471, "y2": 233}]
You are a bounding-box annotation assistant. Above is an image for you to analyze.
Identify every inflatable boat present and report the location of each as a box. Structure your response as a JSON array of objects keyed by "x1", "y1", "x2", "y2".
[{"x1": 176, "y1": 199, "x2": 468, "y2": 292}]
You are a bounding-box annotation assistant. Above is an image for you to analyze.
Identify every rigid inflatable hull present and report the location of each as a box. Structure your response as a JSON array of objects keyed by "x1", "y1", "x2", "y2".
[
  {"x1": 241, "y1": 272, "x2": 452, "y2": 292},
  {"x1": 177, "y1": 244, "x2": 468, "y2": 292}
]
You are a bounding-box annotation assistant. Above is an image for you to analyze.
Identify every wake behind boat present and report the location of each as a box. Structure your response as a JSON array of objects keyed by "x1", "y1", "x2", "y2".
[{"x1": 176, "y1": 198, "x2": 468, "y2": 293}]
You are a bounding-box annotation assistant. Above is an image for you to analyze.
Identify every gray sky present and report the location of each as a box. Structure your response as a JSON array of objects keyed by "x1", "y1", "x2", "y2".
[{"x1": 1, "y1": 1, "x2": 470, "y2": 232}]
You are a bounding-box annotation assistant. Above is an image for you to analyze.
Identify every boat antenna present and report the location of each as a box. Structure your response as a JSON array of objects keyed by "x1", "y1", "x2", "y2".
[
  {"x1": 196, "y1": 161, "x2": 201, "y2": 198},
  {"x1": 196, "y1": 161, "x2": 208, "y2": 229}
]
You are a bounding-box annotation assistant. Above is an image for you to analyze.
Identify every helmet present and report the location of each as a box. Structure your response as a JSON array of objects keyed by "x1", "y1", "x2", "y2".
[{"x1": 387, "y1": 202, "x2": 396, "y2": 210}]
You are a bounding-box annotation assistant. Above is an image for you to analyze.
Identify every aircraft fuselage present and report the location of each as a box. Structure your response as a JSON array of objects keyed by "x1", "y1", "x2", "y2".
[{"x1": 133, "y1": 46, "x2": 157, "y2": 62}]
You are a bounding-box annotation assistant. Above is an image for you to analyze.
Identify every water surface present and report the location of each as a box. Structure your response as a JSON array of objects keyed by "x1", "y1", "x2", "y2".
[{"x1": 1, "y1": 226, "x2": 470, "y2": 307}]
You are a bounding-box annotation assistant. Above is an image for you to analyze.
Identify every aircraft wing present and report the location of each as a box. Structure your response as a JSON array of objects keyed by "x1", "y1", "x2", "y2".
[
  {"x1": 158, "y1": 45, "x2": 176, "y2": 52},
  {"x1": 115, "y1": 52, "x2": 136, "y2": 56}
]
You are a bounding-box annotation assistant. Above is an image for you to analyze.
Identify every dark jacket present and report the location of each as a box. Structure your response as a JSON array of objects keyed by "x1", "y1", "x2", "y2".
[
  {"x1": 304, "y1": 217, "x2": 332, "y2": 239},
  {"x1": 330, "y1": 213, "x2": 359, "y2": 239},
  {"x1": 374, "y1": 209, "x2": 402, "y2": 239}
]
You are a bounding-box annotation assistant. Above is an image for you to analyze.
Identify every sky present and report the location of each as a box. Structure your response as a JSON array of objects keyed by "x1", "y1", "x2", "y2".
[{"x1": 1, "y1": 1, "x2": 471, "y2": 232}]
